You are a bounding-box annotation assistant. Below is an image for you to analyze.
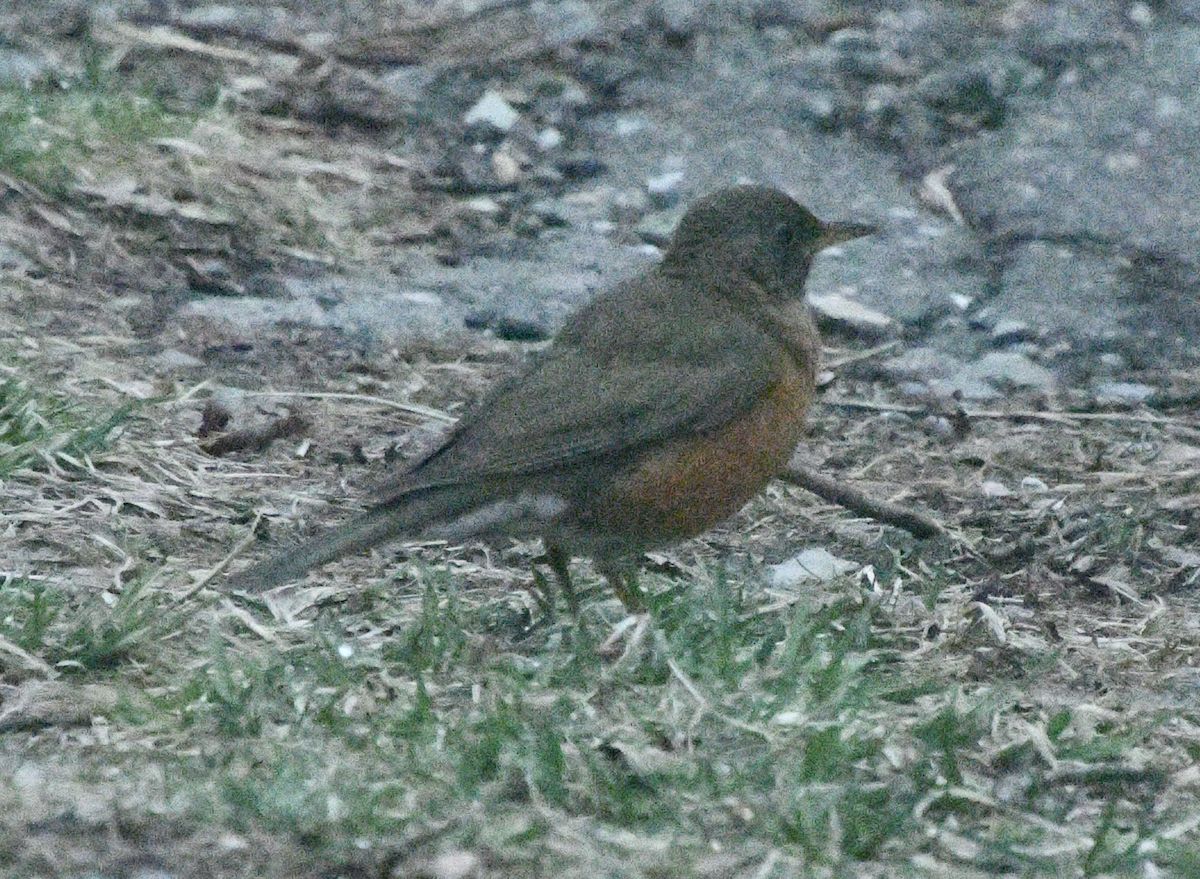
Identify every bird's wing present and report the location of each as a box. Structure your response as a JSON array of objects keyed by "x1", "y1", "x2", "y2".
[{"x1": 378, "y1": 318, "x2": 789, "y2": 497}]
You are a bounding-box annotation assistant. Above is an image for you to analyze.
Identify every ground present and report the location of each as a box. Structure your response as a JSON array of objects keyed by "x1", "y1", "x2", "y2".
[{"x1": 3, "y1": 3, "x2": 1200, "y2": 878}]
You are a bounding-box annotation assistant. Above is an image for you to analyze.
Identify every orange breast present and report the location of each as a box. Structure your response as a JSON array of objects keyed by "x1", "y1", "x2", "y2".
[{"x1": 584, "y1": 356, "x2": 814, "y2": 548}]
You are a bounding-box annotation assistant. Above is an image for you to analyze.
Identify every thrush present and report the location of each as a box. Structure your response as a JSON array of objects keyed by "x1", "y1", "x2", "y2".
[{"x1": 224, "y1": 185, "x2": 873, "y2": 609}]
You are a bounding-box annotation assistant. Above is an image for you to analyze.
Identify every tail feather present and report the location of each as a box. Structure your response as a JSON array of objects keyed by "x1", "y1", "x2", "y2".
[{"x1": 224, "y1": 488, "x2": 461, "y2": 593}]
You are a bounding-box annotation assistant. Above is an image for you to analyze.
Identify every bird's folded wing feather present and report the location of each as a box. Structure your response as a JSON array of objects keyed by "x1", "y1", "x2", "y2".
[{"x1": 378, "y1": 322, "x2": 785, "y2": 498}]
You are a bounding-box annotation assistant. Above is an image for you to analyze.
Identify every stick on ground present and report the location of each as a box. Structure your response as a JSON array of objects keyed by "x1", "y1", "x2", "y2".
[{"x1": 782, "y1": 457, "x2": 943, "y2": 539}]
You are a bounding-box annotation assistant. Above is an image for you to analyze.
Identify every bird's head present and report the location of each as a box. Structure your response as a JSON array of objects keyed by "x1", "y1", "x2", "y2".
[{"x1": 662, "y1": 185, "x2": 874, "y2": 301}]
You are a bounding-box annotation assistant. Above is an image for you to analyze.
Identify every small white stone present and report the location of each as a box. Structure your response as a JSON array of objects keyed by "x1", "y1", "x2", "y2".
[
  {"x1": 769, "y1": 547, "x2": 857, "y2": 587},
  {"x1": 647, "y1": 170, "x2": 685, "y2": 194},
  {"x1": 981, "y1": 480, "x2": 1011, "y2": 498},
  {"x1": 535, "y1": 127, "x2": 563, "y2": 151},
  {"x1": 464, "y1": 90, "x2": 519, "y2": 131}
]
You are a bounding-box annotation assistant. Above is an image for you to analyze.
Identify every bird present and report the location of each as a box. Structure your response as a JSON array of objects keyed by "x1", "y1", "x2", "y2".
[{"x1": 223, "y1": 185, "x2": 874, "y2": 610}]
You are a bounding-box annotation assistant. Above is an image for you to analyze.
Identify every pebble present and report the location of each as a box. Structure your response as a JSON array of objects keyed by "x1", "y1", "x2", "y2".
[
  {"x1": 490, "y1": 150, "x2": 522, "y2": 186},
  {"x1": 462, "y1": 196, "x2": 501, "y2": 215},
  {"x1": 881, "y1": 347, "x2": 958, "y2": 381},
  {"x1": 1094, "y1": 382, "x2": 1156, "y2": 405},
  {"x1": 769, "y1": 547, "x2": 858, "y2": 588},
  {"x1": 610, "y1": 187, "x2": 650, "y2": 225},
  {"x1": 463, "y1": 90, "x2": 520, "y2": 132},
  {"x1": 981, "y1": 480, "x2": 1012, "y2": 498},
  {"x1": 647, "y1": 170, "x2": 685, "y2": 197},
  {"x1": 634, "y1": 206, "x2": 686, "y2": 247},
  {"x1": 921, "y1": 415, "x2": 956, "y2": 440},
  {"x1": 807, "y1": 292, "x2": 893, "y2": 337},
  {"x1": 153, "y1": 349, "x2": 205, "y2": 370},
  {"x1": 960, "y1": 352, "x2": 1056, "y2": 392},
  {"x1": 990, "y1": 319, "x2": 1035, "y2": 346},
  {"x1": 429, "y1": 850, "x2": 479, "y2": 879},
  {"x1": 535, "y1": 127, "x2": 563, "y2": 151},
  {"x1": 527, "y1": 199, "x2": 570, "y2": 228}
]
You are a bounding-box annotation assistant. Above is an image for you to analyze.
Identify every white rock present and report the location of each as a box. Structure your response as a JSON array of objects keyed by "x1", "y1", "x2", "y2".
[
  {"x1": 464, "y1": 90, "x2": 519, "y2": 131},
  {"x1": 769, "y1": 547, "x2": 857, "y2": 587},
  {"x1": 807, "y1": 292, "x2": 893, "y2": 335}
]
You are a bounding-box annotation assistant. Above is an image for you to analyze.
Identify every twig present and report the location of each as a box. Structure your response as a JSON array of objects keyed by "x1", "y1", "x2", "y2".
[
  {"x1": 0, "y1": 634, "x2": 56, "y2": 678},
  {"x1": 782, "y1": 458, "x2": 943, "y2": 539},
  {"x1": 666, "y1": 653, "x2": 774, "y2": 742},
  {"x1": 221, "y1": 597, "x2": 279, "y2": 642},
  {"x1": 823, "y1": 340, "x2": 902, "y2": 370},
  {"x1": 179, "y1": 511, "x2": 263, "y2": 600},
  {"x1": 823, "y1": 397, "x2": 1179, "y2": 426},
  {"x1": 241, "y1": 390, "x2": 456, "y2": 423}
]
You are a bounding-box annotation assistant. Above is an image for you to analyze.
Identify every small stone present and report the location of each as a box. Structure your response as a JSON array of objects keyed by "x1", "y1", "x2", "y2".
[
  {"x1": 981, "y1": 480, "x2": 1012, "y2": 498},
  {"x1": 610, "y1": 188, "x2": 649, "y2": 225},
  {"x1": 960, "y1": 352, "x2": 1055, "y2": 392},
  {"x1": 968, "y1": 306, "x2": 997, "y2": 332},
  {"x1": 807, "y1": 292, "x2": 893, "y2": 337},
  {"x1": 655, "y1": 0, "x2": 701, "y2": 34},
  {"x1": 1128, "y1": 2, "x2": 1153, "y2": 26},
  {"x1": 1094, "y1": 382, "x2": 1156, "y2": 405},
  {"x1": 154, "y1": 348, "x2": 204, "y2": 370},
  {"x1": 921, "y1": 415, "x2": 955, "y2": 440},
  {"x1": 491, "y1": 151, "x2": 522, "y2": 186},
  {"x1": 881, "y1": 347, "x2": 958, "y2": 382},
  {"x1": 634, "y1": 206, "x2": 686, "y2": 247},
  {"x1": 535, "y1": 127, "x2": 563, "y2": 151},
  {"x1": 527, "y1": 199, "x2": 569, "y2": 227},
  {"x1": 769, "y1": 548, "x2": 858, "y2": 587},
  {"x1": 1070, "y1": 555, "x2": 1097, "y2": 575},
  {"x1": 463, "y1": 90, "x2": 520, "y2": 132},
  {"x1": 462, "y1": 196, "x2": 501, "y2": 215},
  {"x1": 1020, "y1": 476, "x2": 1049, "y2": 492},
  {"x1": 430, "y1": 850, "x2": 479, "y2": 879},
  {"x1": 614, "y1": 115, "x2": 649, "y2": 136},
  {"x1": 647, "y1": 170, "x2": 685, "y2": 196},
  {"x1": 898, "y1": 381, "x2": 933, "y2": 399},
  {"x1": 795, "y1": 89, "x2": 839, "y2": 126},
  {"x1": 990, "y1": 319, "x2": 1035, "y2": 345}
]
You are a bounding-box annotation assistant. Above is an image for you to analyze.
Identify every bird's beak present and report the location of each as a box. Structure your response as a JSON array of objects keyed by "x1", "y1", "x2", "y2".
[{"x1": 816, "y1": 220, "x2": 876, "y2": 250}]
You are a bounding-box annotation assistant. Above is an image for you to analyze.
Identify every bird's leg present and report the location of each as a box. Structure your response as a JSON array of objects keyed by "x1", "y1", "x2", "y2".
[
  {"x1": 599, "y1": 564, "x2": 645, "y2": 613},
  {"x1": 545, "y1": 541, "x2": 579, "y2": 617}
]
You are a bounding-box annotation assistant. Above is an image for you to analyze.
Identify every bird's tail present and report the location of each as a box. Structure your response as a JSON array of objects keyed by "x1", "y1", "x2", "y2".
[{"x1": 223, "y1": 487, "x2": 463, "y2": 593}]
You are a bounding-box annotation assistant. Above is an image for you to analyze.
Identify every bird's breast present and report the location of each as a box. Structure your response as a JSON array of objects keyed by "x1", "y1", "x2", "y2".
[{"x1": 574, "y1": 350, "x2": 816, "y2": 549}]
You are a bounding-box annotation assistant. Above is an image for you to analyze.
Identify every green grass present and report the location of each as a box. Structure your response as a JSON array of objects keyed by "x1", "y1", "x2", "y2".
[
  {"x1": 2, "y1": 398, "x2": 1197, "y2": 877},
  {"x1": 0, "y1": 370, "x2": 142, "y2": 476},
  {"x1": 5, "y1": 554, "x2": 1198, "y2": 876},
  {"x1": 0, "y1": 43, "x2": 183, "y2": 197}
]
